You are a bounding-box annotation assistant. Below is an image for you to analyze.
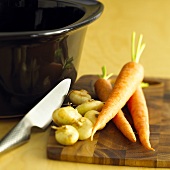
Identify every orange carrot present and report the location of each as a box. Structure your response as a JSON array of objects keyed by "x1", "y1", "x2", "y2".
[
  {"x1": 129, "y1": 32, "x2": 154, "y2": 150},
  {"x1": 92, "y1": 32, "x2": 154, "y2": 151},
  {"x1": 94, "y1": 66, "x2": 136, "y2": 142},
  {"x1": 91, "y1": 32, "x2": 145, "y2": 140},
  {"x1": 91, "y1": 61, "x2": 144, "y2": 140},
  {"x1": 94, "y1": 78, "x2": 112, "y2": 102},
  {"x1": 113, "y1": 110, "x2": 136, "y2": 142},
  {"x1": 94, "y1": 66, "x2": 113, "y2": 102},
  {"x1": 127, "y1": 86, "x2": 154, "y2": 151}
]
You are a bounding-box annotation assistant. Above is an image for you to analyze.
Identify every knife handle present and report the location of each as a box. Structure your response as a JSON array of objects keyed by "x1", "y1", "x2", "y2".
[{"x1": 0, "y1": 117, "x2": 32, "y2": 153}]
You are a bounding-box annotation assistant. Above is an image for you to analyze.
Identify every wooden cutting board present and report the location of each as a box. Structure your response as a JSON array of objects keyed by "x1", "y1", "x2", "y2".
[{"x1": 47, "y1": 75, "x2": 170, "y2": 168}]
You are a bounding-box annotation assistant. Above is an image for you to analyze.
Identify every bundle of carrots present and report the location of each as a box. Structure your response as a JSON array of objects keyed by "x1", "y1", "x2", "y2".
[{"x1": 92, "y1": 32, "x2": 154, "y2": 151}]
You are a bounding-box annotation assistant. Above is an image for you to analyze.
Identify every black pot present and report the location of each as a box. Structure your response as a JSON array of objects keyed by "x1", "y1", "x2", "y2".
[{"x1": 0, "y1": 0, "x2": 104, "y2": 117}]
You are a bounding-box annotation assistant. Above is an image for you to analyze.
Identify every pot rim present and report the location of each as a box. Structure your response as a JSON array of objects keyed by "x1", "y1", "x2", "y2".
[{"x1": 0, "y1": 0, "x2": 104, "y2": 38}]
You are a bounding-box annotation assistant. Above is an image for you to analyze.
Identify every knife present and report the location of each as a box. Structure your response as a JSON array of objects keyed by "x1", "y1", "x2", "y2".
[{"x1": 0, "y1": 78, "x2": 71, "y2": 154}]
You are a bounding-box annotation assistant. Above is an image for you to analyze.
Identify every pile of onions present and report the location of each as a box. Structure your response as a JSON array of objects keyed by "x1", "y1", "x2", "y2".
[{"x1": 52, "y1": 89, "x2": 105, "y2": 145}]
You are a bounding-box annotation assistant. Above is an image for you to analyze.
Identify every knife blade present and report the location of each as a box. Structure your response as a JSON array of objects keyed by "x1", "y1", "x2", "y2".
[{"x1": 0, "y1": 78, "x2": 71, "y2": 154}]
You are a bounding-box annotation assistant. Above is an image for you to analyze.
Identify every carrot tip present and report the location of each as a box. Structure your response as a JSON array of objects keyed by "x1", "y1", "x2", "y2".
[
  {"x1": 90, "y1": 132, "x2": 95, "y2": 141},
  {"x1": 131, "y1": 138, "x2": 137, "y2": 143},
  {"x1": 91, "y1": 129, "x2": 97, "y2": 141},
  {"x1": 150, "y1": 147, "x2": 155, "y2": 151},
  {"x1": 144, "y1": 145, "x2": 155, "y2": 151}
]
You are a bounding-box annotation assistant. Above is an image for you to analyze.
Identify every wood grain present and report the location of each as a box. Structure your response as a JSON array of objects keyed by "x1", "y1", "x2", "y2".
[{"x1": 47, "y1": 75, "x2": 170, "y2": 168}]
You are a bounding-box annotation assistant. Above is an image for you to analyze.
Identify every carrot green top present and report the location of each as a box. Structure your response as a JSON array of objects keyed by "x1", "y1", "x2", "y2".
[
  {"x1": 132, "y1": 32, "x2": 149, "y2": 88},
  {"x1": 98, "y1": 66, "x2": 113, "y2": 80},
  {"x1": 131, "y1": 32, "x2": 146, "y2": 63},
  {"x1": 99, "y1": 32, "x2": 148, "y2": 87}
]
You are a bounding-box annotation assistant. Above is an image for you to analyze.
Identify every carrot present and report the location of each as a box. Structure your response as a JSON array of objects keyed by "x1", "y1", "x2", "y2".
[
  {"x1": 91, "y1": 32, "x2": 145, "y2": 141},
  {"x1": 91, "y1": 62, "x2": 144, "y2": 140},
  {"x1": 113, "y1": 110, "x2": 136, "y2": 142},
  {"x1": 94, "y1": 66, "x2": 113, "y2": 102},
  {"x1": 94, "y1": 66, "x2": 136, "y2": 142},
  {"x1": 128, "y1": 32, "x2": 154, "y2": 150},
  {"x1": 127, "y1": 86, "x2": 154, "y2": 151}
]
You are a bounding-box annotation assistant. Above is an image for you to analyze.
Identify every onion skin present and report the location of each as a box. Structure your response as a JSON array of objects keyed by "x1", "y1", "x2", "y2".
[
  {"x1": 84, "y1": 110, "x2": 99, "y2": 125},
  {"x1": 84, "y1": 110, "x2": 106, "y2": 130},
  {"x1": 72, "y1": 117, "x2": 93, "y2": 140},
  {"x1": 76, "y1": 100, "x2": 104, "y2": 116},
  {"x1": 52, "y1": 106, "x2": 82, "y2": 126},
  {"x1": 69, "y1": 89, "x2": 92, "y2": 105},
  {"x1": 54, "y1": 125, "x2": 79, "y2": 146}
]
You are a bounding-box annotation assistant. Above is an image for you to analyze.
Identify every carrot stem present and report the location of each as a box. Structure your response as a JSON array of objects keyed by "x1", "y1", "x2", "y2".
[
  {"x1": 136, "y1": 43, "x2": 146, "y2": 63},
  {"x1": 136, "y1": 34, "x2": 143, "y2": 60},
  {"x1": 99, "y1": 66, "x2": 113, "y2": 80},
  {"x1": 131, "y1": 32, "x2": 136, "y2": 62},
  {"x1": 131, "y1": 32, "x2": 146, "y2": 63}
]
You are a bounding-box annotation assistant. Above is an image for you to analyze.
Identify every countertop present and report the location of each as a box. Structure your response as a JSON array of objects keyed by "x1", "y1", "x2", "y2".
[{"x1": 1, "y1": 0, "x2": 170, "y2": 169}]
